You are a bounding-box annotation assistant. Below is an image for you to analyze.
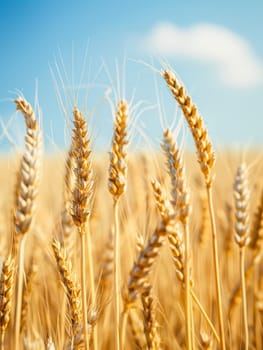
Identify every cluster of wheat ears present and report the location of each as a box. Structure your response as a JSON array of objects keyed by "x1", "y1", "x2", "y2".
[{"x1": 0, "y1": 68, "x2": 262, "y2": 350}]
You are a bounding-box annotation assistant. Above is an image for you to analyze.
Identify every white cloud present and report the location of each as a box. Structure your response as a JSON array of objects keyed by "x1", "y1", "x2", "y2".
[{"x1": 142, "y1": 22, "x2": 263, "y2": 88}]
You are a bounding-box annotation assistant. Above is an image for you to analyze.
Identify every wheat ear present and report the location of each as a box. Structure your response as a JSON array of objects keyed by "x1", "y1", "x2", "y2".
[
  {"x1": 52, "y1": 239, "x2": 82, "y2": 345},
  {"x1": 108, "y1": 100, "x2": 128, "y2": 350},
  {"x1": 161, "y1": 128, "x2": 192, "y2": 349},
  {"x1": 126, "y1": 197, "x2": 175, "y2": 305},
  {"x1": 141, "y1": 284, "x2": 161, "y2": 350},
  {"x1": 233, "y1": 163, "x2": 250, "y2": 350},
  {"x1": 162, "y1": 70, "x2": 225, "y2": 350},
  {"x1": 0, "y1": 255, "x2": 15, "y2": 350},
  {"x1": 162, "y1": 70, "x2": 215, "y2": 186},
  {"x1": 71, "y1": 107, "x2": 94, "y2": 350},
  {"x1": 121, "y1": 183, "x2": 175, "y2": 348},
  {"x1": 228, "y1": 190, "x2": 263, "y2": 316},
  {"x1": 143, "y1": 183, "x2": 219, "y2": 346},
  {"x1": 14, "y1": 97, "x2": 41, "y2": 350}
]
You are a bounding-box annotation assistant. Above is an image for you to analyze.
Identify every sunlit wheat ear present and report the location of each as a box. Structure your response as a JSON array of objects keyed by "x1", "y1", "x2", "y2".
[
  {"x1": 151, "y1": 180, "x2": 185, "y2": 286},
  {"x1": 13, "y1": 97, "x2": 41, "y2": 350},
  {"x1": 162, "y1": 70, "x2": 215, "y2": 187},
  {"x1": 162, "y1": 70, "x2": 225, "y2": 349},
  {"x1": 126, "y1": 184, "x2": 176, "y2": 305},
  {"x1": 0, "y1": 255, "x2": 15, "y2": 342},
  {"x1": 71, "y1": 106, "x2": 95, "y2": 350},
  {"x1": 161, "y1": 128, "x2": 190, "y2": 223},
  {"x1": 234, "y1": 163, "x2": 250, "y2": 248},
  {"x1": 151, "y1": 180, "x2": 173, "y2": 223},
  {"x1": 161, "y1": 129, "x2": 193, "y2": 349},
  {"x1": 126, "y1": 225, "x2": 163, "y2": 305},
  {"x1": 168, "y1": 228, "x2": 186, "y2": 285},
  {"x1": 108, "y1": 99, "x2": 128, "y2": 202},
  {"x1": 108, "y1": 99, "x2": 129, "y2": 350},
  {"x1": 14, "y1": 97, "x2": 42, "y2": 240},
  {"x1": 71, "y1": 107, "x2": 93, "y2": 228},
  {"x1": 51, "y1": 239, "x2": 82, "y2": 338}
]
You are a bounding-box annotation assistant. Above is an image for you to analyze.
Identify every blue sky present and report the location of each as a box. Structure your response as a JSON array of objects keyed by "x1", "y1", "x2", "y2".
[{"x1": 0, "y1": 0, "x2": 263, "y2": 153}]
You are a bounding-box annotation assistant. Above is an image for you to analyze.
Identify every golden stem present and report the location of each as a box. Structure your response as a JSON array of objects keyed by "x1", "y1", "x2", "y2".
[
  {"x1": 191, "y1": 290, "x2": 220, "y2": 344},
  {"x1": 240, "y1": 247, "x2": 249, "y2": 350},
  {"x1": 80, "y1": 228, "x2": 89, "y2": 350},
  {"x1": 113, "y1": 200, "x2": 120, "y2": 350},
  {"x1": 206, "y1": 186, "x2": 226, "y2": 350},
  {"x1": 86, "y1": 223, "x2": 97, "y2": 350},
  {"x1": 184, "y1": 222, "x2": 192, "y2": 350},
  {"x1": 14, "y1": 235, "x2": 26, "y2": 350}
]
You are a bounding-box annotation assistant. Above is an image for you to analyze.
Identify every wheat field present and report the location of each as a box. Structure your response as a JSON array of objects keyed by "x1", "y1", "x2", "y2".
[{"x1": 0, "y1": 69, "x2": 262, "y2": 350}]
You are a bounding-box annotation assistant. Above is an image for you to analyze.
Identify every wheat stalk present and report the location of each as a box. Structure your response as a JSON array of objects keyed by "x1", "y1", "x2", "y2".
[
  {"x1": 13, "y1": 97, "x2": 41, "y2": 350},
  {"x1": 228, "y1": 189, "x2": 263, "y2": 317},
  {"x1": 161, "y1": 128, "x2": 192, "y2": 349},
  {"x1": 108, "y1": 100, "x2": 128, "y2": 350},
  {"x1": 162, "y1": 69, "x2": 225, "y2": 350},
  {"x1": 71, "y1": 107, "x2": 95, "y2": 350},
  {"x1": 233, "y1": 163, "x2": 250, "y2": 350}
]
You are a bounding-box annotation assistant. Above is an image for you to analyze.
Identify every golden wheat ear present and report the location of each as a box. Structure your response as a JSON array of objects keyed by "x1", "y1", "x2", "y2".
[
  {"x1": 108, "y1": 99, "x2": 129, "y2": 350},
  {"x1": 108, "y1": 99, "x2": 129, "y2": 202},
  {"x1": 14, "y1": 97, "x2": 41, "y2": 240},
  {"x1": 162, "y1": 70, "x2": 215, "y2": 187},
  {"x1": 161, "y1": 128, "x2": 193, "y2": 348},
  {"x1": 70, "y1": 106, "x2": 95, "y2": 350},
  {"x1": 13, "y1": 97, "x2": 42, "y2": 350},
  {"x1": 162, "y1": 70, "x2": 225, "y2": 350},
  {"x1": 51, "y1": 239, "x2": 83, "y2": 345},
  {"x1": 71, "y1": 107, "x2": 93, "y2": 228},
  {"x1": 141, "y1": 284, "x2": 161, "y2": 350}
]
